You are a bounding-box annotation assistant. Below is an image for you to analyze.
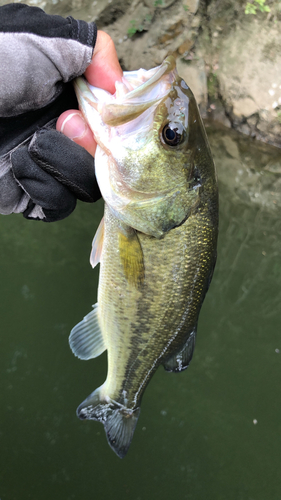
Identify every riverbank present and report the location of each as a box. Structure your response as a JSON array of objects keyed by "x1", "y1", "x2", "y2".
[{"x1": 2, "y1": 0, "x2": 281, "y2": 147}]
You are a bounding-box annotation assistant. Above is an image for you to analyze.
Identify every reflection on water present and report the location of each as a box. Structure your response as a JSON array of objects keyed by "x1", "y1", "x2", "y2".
[{"x1": 0, "y1": 124, "x2": 281, "y2": 500}]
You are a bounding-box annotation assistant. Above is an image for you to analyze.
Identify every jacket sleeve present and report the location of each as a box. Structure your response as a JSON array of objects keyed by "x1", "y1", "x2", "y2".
[{"x1": 0, "y1": 4, "x2": 98, "y2": 219}]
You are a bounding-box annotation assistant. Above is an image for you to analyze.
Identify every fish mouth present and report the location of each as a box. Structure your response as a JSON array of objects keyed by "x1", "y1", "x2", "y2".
[
  {"x1": 74, "y1": 56, "x2": 178, "y2": 128},
  {"x1": 115, "y1": 55, "x2": 176, "y2": 101}
]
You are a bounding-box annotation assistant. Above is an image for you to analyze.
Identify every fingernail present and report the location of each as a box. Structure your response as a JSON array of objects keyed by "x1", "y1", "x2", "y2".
[{"x1": 60, "y1": 112, "x2": 87, "y2": 139}]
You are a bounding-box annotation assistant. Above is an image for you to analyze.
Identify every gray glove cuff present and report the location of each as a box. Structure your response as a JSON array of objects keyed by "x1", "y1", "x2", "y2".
[{"x1": 0, "y1": 140, "x2": 32, "y2": 216}]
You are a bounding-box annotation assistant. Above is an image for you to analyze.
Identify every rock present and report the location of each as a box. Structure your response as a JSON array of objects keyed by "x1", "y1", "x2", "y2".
[
  {"x1": 177, "y1": 39, "x2": 194, "y2": 55},
  {"x1": 216, "y1": 20, "x2": 281, "y2": 147},
  {"x1": 125, "y1": 2, "x2": 153, "y2": 37},
  {"x1": 108, "y1": 0, "x2": 196, "y2": 70},
  {"x1": 176, "y1": 58, "x2": 208, "y2": 115},
  {"x1": 232, "y1": 98, "x2": 258, "y2": 119},
  {"x1": 7, "y1": 0, "x2": 281, "y2": 149},
  {"x1": 42, "y1": 0, "x2": 131, "y2": 24},
  {"x1": 144, "y1": 0, "x2": 177, "y2": 8},
  {"x1": 221, "y1": 136, "x2": 240, "y2": 160},
  {"x1": 183, "y1": 0, "x2": 200, "y2": 14}
]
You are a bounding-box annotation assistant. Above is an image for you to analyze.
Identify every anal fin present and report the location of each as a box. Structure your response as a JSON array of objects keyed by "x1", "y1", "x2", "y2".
[
  {"x1": 69, "y1": 303, "x2": 106, "y2": 360},
  {"x1": 163, "y1": 327, "x2": 196, "y2": 373}
]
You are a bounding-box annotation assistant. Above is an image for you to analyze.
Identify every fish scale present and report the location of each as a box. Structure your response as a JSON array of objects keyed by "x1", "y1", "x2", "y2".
[{"x1": 69, "y1": 56, "x2": 218, "y2": 458}]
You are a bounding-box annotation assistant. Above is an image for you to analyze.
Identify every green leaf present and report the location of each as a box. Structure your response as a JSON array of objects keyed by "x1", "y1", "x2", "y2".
[{"x1": 245, "y1": 2, "x2": 257, "y2": 14}]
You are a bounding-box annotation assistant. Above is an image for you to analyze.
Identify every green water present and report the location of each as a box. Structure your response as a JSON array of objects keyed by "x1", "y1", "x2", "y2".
[{"x1": 0, "y1": 124, "x2": 281, "y2": 499}]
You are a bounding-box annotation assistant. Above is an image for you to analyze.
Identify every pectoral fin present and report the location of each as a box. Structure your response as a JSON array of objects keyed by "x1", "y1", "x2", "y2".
[
  {"x1": 163, "y1": 328, "x2": 196, "y2": 373},
  {"x1": 90, "y1": 217, "x2": 104, "y2": 269},
  {"x1": 118, "y1": 226, "x2": 145, "y2": 288},
  {"x1": 69, "y1": 303, "x2": 106, "y2": 360}
]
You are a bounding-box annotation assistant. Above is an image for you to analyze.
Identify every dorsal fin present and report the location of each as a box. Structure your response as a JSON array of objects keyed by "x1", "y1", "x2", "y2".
[{"x1": 69, "y1": 304, "x2": 106, "y2": 360}]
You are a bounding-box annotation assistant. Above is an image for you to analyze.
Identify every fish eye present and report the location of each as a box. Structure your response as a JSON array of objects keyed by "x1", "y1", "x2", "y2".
[{"x1": 162, "y1": 123, "x2": 183, "y2": 146}]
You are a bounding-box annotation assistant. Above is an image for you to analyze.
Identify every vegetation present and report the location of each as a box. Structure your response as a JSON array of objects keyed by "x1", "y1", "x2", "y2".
[
  {"x1": 245, "y1": 0, "x2": 271, "y2": 14},
  {"x1": 127, "y1": 20, "x2": 138, "y2": 37},
  {"x1": 207, "y1": 72, "x2": 219, "y2": 100},
  {"x1": 127, "y1": 14, "x2": 153, "y2": 37}
]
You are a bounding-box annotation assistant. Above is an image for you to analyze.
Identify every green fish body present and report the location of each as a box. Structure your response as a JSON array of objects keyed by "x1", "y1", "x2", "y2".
[{"x1": 70, "y1": 57, "x2": 218, "y2": 458}]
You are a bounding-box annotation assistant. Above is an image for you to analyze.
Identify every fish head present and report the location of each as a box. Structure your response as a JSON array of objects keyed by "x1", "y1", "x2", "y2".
[{"x1": 74, "y1": 56, "x2": 217, "y2": 237}]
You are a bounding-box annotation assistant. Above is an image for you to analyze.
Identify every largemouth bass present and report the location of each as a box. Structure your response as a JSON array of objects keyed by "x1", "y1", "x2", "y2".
[{"x1": 70, "y1": 56, "x2": 218, "y2": 458}]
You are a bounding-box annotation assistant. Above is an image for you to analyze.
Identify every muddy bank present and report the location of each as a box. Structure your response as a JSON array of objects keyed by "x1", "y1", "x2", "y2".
[
  {"x1": 39, "y1": 0, "x2": 281, "y2": 149},
  {"x1": 1, "y1": 0, "x2": 281, "y2": 148}
]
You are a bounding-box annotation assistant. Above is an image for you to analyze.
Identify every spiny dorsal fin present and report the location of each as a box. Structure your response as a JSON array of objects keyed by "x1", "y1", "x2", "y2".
[
  {"x1": 163, "y1": 327, "x2": 196, "y2": 373},
  {"x1": 90, "y1": 217, "x2": 104, "y2": 269},
  {"x1": 118, "y1": 225, "x2": 144, "y2": 288},
  {"x1": 69, "y1": 304, "x2": 106, "y2": 360}
]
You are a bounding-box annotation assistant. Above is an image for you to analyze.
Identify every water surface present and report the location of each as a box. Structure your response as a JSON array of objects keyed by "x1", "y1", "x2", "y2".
[{"x1": 0, "y1": 124, "x2": 281, "y2": 500}]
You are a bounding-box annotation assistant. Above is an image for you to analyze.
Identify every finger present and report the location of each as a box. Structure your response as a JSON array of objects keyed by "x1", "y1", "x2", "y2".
[
  {"x1": 56, "y1": 110, "x2": 97, "y2": 157},
  {"x1": 84, "y1": 30, "x2": 123, "y2": 94}
]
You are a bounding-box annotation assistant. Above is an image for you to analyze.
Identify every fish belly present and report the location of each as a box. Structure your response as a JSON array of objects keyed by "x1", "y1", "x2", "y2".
[
  {"x1": 75, "y1": 201, "x2": 217, "y2": 458},
  {"x1": 99, "y1": 203, "x2": 217, "y2": 408}
]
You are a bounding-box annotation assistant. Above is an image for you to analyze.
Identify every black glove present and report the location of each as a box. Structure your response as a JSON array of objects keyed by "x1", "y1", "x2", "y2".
[{"x1": 0, "y1": 3, "x2": 101, "y2": 222}]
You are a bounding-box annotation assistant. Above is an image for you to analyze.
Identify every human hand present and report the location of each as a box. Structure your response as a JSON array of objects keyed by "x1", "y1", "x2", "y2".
[
  {"x1": 57, "y1": 30, "x2": 123, "y2": 157},
  {"x1": 0, "y1": 4, "x2": 121, "y2": 222}
]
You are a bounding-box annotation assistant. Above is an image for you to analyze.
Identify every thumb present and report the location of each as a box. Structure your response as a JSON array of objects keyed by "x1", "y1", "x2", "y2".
[
  {"x1": 56, "y1": 110, "x2": 97, "y2": 157},
  {"x1": 84, "y1": 30, "x2": 123, "y2": 94}
]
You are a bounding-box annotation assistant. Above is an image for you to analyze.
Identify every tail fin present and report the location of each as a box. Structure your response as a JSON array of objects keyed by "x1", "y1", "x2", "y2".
[{"x1": 77, "y1": 387, "x2": 140, "y2": 459}]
